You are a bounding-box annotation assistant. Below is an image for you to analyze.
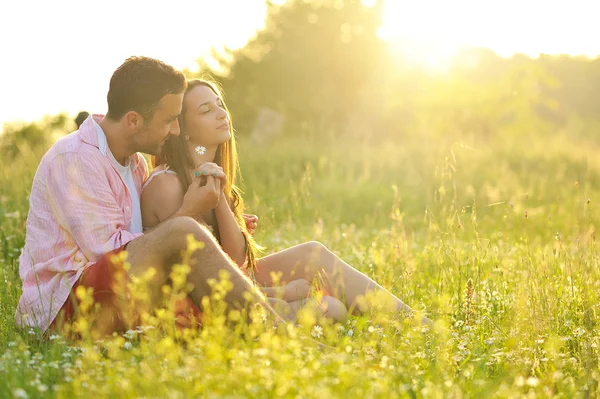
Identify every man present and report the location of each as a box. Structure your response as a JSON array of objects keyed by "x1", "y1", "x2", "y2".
[{"x1": 17, "y1": 56, "x2": 272, "y2": 335}]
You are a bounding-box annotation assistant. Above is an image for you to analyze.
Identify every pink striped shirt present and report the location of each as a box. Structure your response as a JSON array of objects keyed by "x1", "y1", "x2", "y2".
[{"x1": 16, "y1": 115, "x2": 148, "y2": 332}]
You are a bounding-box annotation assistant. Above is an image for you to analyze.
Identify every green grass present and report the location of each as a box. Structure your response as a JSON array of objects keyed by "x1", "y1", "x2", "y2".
[{"x1": 1, "y1": 128, "x2": 599, "y2": 398}]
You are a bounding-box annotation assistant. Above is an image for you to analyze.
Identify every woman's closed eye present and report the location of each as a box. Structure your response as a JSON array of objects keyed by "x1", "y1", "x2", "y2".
[{"x1": 199, "y1": 101, "x2": 224, "y2": 114}]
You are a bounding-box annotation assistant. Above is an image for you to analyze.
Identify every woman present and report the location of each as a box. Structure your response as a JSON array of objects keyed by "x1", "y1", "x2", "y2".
[{"x1": 141, "y1": 79, "x2": 427, "y2": 325}]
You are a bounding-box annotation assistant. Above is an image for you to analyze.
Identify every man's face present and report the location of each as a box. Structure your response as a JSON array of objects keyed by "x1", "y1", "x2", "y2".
[{"x1": 134, "y1": 93, "x2": 183, "y2": 155}]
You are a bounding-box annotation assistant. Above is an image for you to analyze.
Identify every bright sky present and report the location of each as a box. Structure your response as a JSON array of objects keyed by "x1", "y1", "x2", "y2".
[
  {"x1": 1, "y1": 0, "x2": 598, "y2": 129},
  {"x1": 379, "y1": 0, "x2": 599, "y2": 69}
]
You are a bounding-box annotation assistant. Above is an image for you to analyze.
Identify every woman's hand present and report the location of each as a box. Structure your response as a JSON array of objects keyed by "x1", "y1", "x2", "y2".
[
  {"x1": 195, "y1": 162, "x2": 227, "y2": 191},
  {"x1": 181, "y1": 175, "x2": 221, "y2": 217},
  {"x1": 282, "y1": 279, "x2": 312, "y2": 302},
  {"x1": 242, "y1": 214, "x2": 258, "y2": 235},
  {"x1": 261, "y1": 279, "x2": 312, "y2": 302}
]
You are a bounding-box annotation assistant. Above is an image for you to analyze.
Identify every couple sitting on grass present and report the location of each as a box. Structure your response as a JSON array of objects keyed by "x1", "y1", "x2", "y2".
[{"x1": 17, "y1": 56, "x2": 431, "y2": 337}]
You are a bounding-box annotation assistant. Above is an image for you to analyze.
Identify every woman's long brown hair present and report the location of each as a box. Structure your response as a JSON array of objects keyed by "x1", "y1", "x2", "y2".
[{"x1": 155, "y1": 79, "x2": 259, "y2": 271}]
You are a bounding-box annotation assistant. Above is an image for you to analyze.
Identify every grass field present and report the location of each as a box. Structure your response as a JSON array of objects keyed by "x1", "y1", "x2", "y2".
[{"x1": 1, "y1": 128, "x2": 599, "y2": 398}]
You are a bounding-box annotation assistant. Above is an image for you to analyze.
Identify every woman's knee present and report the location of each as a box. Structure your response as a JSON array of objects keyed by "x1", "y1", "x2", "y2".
[
  {"x1": 267, "y1": 298, "x2": 294, "y2": 321},
  {"x1": 297, "y1": 241, "x2": 332, "y2": 268},
  {"x1": 302, "y1": 241, "x2": 327, "y2": 254},
  {"x1": 321, "y1": 296, "x2": 348, "y2": 323}
]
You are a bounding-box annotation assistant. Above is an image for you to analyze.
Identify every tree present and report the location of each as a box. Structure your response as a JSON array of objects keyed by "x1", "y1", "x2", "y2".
[{"x1": 193, "y1": 0, "x2": 386, "y2": 137}]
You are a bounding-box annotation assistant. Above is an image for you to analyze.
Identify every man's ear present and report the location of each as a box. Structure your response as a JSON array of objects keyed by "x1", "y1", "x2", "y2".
[{"x1": 124, "y1": 111, "x2": 144, "y2": 130}]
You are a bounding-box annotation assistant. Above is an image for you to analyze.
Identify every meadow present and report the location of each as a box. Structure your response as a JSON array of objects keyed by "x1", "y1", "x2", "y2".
[{"x1": 1, "y1": 124, "x2": 599, "y2": 398}]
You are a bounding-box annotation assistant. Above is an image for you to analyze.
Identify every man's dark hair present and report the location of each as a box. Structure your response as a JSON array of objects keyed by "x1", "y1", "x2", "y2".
[{"x1": 106, "y1": 56, "x2": 187, "y2": 121}]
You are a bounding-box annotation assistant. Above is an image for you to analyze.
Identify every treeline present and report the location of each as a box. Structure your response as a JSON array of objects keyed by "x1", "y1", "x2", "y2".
[{"x1": 192, "y1": 0, "x2": 600, "y2": 142}]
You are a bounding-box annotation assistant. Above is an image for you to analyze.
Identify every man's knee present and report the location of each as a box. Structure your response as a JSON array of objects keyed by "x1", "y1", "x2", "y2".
[{"x1": 164, "y1": 217, "x2": 215, "y2": 251}]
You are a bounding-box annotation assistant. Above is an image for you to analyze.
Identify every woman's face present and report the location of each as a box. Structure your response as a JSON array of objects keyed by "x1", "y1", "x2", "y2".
[{"x1": 183, "y1": 85, "x2": 231, "y2": 147}]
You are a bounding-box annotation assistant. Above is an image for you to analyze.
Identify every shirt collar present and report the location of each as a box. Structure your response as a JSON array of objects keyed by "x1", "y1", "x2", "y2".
[{"x1": 78, "y1": 114, "x2": 142, "y2": 172}]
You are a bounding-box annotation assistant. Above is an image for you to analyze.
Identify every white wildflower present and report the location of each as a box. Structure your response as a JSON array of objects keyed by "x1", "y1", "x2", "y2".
[
  {"x1": 252, "y1": 348, "x2": 268, "y2": 357},
  {"x1": 195, "y1": 146, "x2": 207, "y2": 155},
  {"x1": 311, "y1": 325, "x2": 323, "y2": 338},
  {"x1": 526, "y1": 377, "x2": 540, "y2": 387},
  {"x1": 123, "y1": 330, "x2": 136, "y2": 340},
  {"x1": 13, "y1": 388, "x2": 28, "y2": 398},
  {"x1": 574, "y1": 327, "x2": 586, "y2": 337},
  {"x1": 514, "y1": 376, "x2": 525, "y2": 387}
]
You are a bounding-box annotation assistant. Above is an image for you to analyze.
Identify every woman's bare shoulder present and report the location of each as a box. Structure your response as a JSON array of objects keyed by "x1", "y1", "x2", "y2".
[{"x1": 141, "y1": 167, "x2": 185, "y2": 227}]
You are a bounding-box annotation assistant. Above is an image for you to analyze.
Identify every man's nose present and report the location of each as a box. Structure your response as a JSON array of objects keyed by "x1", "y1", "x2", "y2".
[{"x1": 170, "y1": 120, "x2": 181, "y2": 136}]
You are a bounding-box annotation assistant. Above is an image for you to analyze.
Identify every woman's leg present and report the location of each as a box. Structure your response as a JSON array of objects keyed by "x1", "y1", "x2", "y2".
[
  {"x1": 267, "y1": 298, "x2": 294, "y2": 321},
  {"x1": 288, "y1": 296, "x2": 348, "y2": 323},
  {"x1": 254, "y1": 241, "x2": 424, "y2": 321},
  {"x1": 125, "y1": 217, "x2": 280, "y2": 319}
]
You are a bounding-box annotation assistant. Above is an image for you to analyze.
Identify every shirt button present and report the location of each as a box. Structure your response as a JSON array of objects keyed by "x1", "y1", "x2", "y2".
[{"x1": 125, "y1": 206, "x2": 130, "y2": 211}]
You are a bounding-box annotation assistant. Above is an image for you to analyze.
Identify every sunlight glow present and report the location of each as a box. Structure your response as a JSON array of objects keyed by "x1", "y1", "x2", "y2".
[
  {"x1": 378, "y1": 0, "x2": 600, "y2": 70},
  {"x1": 1, "y1": 0, "x2": 599, "y2": 127}
]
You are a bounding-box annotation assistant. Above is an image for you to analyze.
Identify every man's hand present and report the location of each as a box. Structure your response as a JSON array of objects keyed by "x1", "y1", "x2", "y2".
[{"x1": 242, "y1": 214, "x2": 258, "y2": 235}]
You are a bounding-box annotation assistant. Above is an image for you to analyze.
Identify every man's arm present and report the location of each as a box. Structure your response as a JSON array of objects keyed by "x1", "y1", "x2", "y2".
[{"x1": 46, "y1": 152, "x2": 142, "y2": 261}]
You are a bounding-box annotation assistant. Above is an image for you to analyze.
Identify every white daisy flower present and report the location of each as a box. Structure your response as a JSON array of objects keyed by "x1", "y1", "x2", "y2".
[
  {"x1": 123, "y1": 330, "x2": 136, "y2": 339},
  {"x1": 311, "y1": 325, "x2": 323, "y2": 338},
  {"x1": 195, "y1": 146, "x2": 206, "y2": 155}
]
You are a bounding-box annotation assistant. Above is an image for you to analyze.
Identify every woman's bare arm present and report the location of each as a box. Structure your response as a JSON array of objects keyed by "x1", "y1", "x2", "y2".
[
  {"x1": 141, "y1": 173, "x2": 185, "y2": 230},
  {"x1": 214, "y1": 193, "x2": 247, "y2": 267}
]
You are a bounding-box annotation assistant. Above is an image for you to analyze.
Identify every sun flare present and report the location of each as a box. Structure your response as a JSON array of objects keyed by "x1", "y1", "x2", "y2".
[
  {"x1": 377, "y1": 0, "x2": 464, "y2": 71},
  {"x1": 377, "y1": 0, "x2": 600, "y2": 70}
]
